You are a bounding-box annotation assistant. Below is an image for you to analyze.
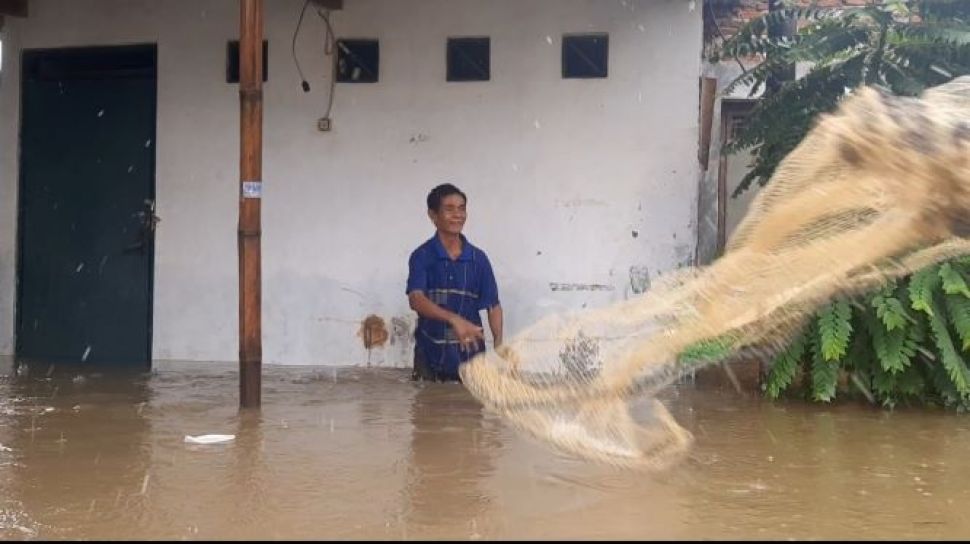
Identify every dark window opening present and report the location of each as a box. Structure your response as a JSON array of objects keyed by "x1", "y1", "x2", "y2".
[
  {"x1": 562, "y1": 33, "x2": 608, "y2": 79},
  {"x1": 447, "y1": 37, "x2": 490, "y2": 82},
  {"x1": 336, "y1": 39, "x2": 379, "y2": 83},
  {"x1": 226, "y1": 40, "x2": 268, "y2": 83}
]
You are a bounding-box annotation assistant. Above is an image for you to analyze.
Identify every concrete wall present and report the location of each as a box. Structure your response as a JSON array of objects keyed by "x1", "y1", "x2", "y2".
[{"x1": 0, "y1": 0, "x2": 703, "y2": 366}]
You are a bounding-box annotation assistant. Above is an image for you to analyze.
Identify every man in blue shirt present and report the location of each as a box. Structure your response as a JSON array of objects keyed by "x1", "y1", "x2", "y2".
[{"x1": 406, "y1": 183, "x2": 503, "y2": 382}]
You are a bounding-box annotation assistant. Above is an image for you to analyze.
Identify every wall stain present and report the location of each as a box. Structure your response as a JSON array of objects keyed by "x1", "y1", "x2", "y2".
[{"x1": 358, "y1": 314, "x2": 389, "y2": 349}]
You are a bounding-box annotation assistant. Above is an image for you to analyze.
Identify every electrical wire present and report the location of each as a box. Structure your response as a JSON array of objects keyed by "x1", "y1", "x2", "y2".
[
  {"x1": 315, "y1": 6, "x2": 338, "y2": 119},
  {"x1": 291, "y1": 0, "x2": 312, "y2": 92}
]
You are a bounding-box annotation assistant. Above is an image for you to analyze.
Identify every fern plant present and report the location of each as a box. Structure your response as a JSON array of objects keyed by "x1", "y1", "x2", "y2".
[
  {"x1": 764, "y1": 259, "x2": 970, "y2": 409},
  {"x1": 710, "y1": 1, "x2": 970, "y2": 408}
]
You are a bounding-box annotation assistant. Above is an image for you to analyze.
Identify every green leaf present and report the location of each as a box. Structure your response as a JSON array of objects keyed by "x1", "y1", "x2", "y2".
[
  {"x1": 909, "y1": 265, "x2": 942, "y2": 316},
  {"x1": 818, "y1": 300, "x2": 853, "y2": 362},
  {"x1": 678, "y1": 334, "x2": 738, "y2": 365},
  {"x1": 926, "y1": 296, "x2": 970, "y2": 396},
  {"x1": 940, "y1": 262, "x2": 970, "y2": 298},
  {"x1": 872, "y1": 289, "x2": 910, "y2": 331},
  {"x1": 928, "y1": 356, "x2": 963, "y2": 407},
  {"x1": 869, "y1": 315, "x2": 915, "y2": 374},
  {"x1": 766, "y1": 332, "x2": 806, "y2": 399},
  {"x1": 944, "y1": 294, "x2": 970, "y2": 352},
  {"x1": 811, "y1": 330, "x2": 839, "y2": 402}
]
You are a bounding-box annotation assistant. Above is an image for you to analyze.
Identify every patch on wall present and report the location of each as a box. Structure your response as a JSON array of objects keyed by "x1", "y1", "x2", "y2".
[
  {"x1": 549, "y1": 282, "x2": 614, "y2": 292},
  {"x1": 554, "y1": 198, "x2": 608, "y2": 208},
  {"x1": 674, "y1": 244, "x2": 694, "y2": 267},
  {"x1": 389, "y1": 316, "x2": 413, "y2": 345},
  {"x1": 390, "y1": 315, "x2": 415, "y2": 366},
  {"x1": 358, "y1": 314, "x2": 389, "y2": 349},
  {"x1": 629, "y1": 265, "x2": 651, "y2": 295}
]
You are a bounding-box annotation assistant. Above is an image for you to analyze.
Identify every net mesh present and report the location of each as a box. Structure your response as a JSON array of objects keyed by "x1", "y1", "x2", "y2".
[{"x1": 460, "y1": 77, "x2": 970, "y2": 469}]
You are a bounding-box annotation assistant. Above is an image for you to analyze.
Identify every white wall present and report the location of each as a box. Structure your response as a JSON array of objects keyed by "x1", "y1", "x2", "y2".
[{"x1": 0, "y1": 0, "x2": 702, "y2": 366}]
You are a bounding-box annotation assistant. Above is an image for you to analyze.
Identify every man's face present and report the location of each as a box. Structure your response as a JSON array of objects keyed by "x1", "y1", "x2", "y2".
[{"x1": 429, "y1": 193, "x2": 467, "y2": 236}]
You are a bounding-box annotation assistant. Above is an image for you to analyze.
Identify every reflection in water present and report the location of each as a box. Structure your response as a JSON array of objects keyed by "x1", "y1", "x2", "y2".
[
  {"x1": 1, "y1": 358, "x2": 970, "y2": 540},
  {"x1": 404, "y1": 384, "x2": 498, "y2": 537}
]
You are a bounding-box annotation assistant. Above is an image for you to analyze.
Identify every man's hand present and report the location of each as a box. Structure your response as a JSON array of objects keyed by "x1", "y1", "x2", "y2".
[
  {"x1": 450, "y1": 315, "x2": 484, "y2": 352},
  {"x1": 409, "y1": 291, "x2": 485, "y2": 352}
]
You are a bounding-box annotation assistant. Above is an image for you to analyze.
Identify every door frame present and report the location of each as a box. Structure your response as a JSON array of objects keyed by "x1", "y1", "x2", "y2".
[
  {"x1": 716, "y1": 98, "x2": 756, "y2": 255},
  {"x1": 15, "y1": 43, "x2": 158, "y2": 365}
]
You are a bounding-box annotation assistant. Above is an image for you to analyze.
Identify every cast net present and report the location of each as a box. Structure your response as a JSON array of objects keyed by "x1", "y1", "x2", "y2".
[{"x1": 460, "y1": 77, "x2": 970, "y2": 469}]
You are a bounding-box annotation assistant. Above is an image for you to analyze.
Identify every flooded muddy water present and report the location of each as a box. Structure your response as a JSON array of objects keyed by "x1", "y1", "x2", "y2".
[{"x1": 1, "y1": 358, "x2": 969, "y2": 540}]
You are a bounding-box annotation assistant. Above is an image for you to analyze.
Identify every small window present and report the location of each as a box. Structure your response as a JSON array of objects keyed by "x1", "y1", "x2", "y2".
[
  {"x1": 447, "y1": 37, "x2": 490, "y2": 82},
  {"x1": 337, "y1": 39, "x2": 379, "y2": 83},
  {"x1": 728, "y1": 113, "x2": 750, "y2": 141},
  {"x1": 226, "y1": 40, "x2": 268, "y2": 83},
  {"x1": 562, "y1": 33, "x2": 608, "y2": 79}
]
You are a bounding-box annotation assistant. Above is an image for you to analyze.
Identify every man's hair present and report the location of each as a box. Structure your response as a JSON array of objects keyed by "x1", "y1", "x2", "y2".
[{"x1": 427, "y1": 183, "x2": 467, "y2": 212}]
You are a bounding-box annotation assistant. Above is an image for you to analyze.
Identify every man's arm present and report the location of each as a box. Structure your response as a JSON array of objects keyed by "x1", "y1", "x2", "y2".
[
  {"x1": 408, "y1": 291, "x2": 483, "y2": 351},
  {"x1": 486, "y1": 304, "x2": 503, "y2": 348}
]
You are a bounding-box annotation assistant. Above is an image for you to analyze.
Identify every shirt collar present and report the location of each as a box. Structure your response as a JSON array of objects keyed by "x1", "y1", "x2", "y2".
[{"x1": 430, "y1": 233, "x2": 473, "y2": 262}]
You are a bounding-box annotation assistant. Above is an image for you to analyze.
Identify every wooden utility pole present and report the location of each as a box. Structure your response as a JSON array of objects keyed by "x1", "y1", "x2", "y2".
[{"x1": 238, "y1": 0, "x2": 263, "y2": 408}]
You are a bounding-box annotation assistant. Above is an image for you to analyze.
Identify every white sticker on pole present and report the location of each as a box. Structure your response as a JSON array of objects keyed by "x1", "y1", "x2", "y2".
[{"x1": 242, "y1": 181, "x2": 262, "y2": 199}]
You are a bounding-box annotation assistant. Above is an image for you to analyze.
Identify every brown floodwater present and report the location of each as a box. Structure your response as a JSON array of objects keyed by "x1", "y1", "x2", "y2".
[{"x1": 1, "y1": 356, "x2": 969, "y2": 540}]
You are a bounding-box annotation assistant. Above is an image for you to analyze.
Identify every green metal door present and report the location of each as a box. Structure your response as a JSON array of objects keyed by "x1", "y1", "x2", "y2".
[{"x1": 17, "y1": 45, "x2": 157, "y2": 365}]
